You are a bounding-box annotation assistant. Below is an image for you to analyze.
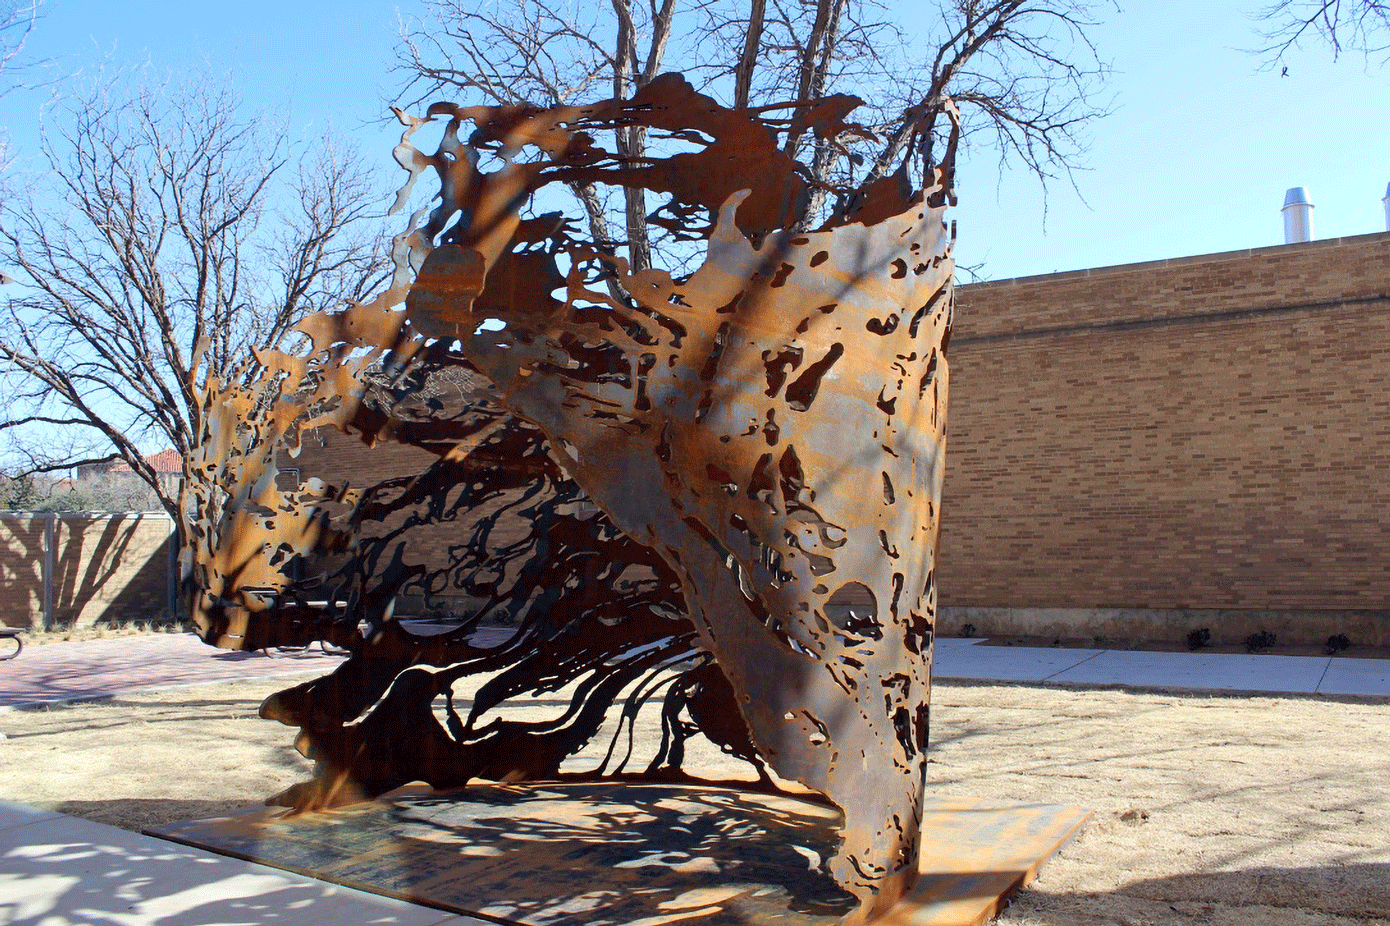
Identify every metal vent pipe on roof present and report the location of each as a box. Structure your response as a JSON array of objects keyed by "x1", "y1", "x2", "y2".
[
  {"x1": 1282, "y1": 187, "x2": 1314, "y2": 244},
  {"x1": 1383, "y1": 182, "x2": 1389, "y2": 232}
]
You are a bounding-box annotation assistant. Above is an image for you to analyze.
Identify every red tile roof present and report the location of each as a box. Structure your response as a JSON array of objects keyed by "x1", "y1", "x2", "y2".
[{"x1": 107, "y1": 449, "x2": 184, "y2": 474}]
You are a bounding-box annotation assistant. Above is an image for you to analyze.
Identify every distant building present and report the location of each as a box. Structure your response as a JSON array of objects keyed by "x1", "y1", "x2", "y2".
[{"x1": 73, "y1": 449, "x2": 183, "y2": 509}]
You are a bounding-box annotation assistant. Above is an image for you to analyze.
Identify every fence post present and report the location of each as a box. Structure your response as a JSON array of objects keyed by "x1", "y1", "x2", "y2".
[
  {"x1": 42, "y1": 510, "x2": 56, "y2": 631},
  {"x1": 166, "y1": 511, "x2": 179, "y2": 621}
]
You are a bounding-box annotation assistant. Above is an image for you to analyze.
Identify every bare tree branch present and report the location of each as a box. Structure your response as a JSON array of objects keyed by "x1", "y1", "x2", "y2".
[
  {"x1": 0, "y1": 0, "x2": 36, "y2": 91},
  {"x1": 394, "y1": 0, "x2": 1113, "y2": 253},
  {"x1": 0, "y1": 0, "x2": 39, "y2": 189},
  {"x1": 0, "y1": 67, "x2": 392, "y2": 518},
  {"x1": 733, "y1": 0, "x2": 767, "y2": 108},
  {"x1": 1255, "y1": 0, "x2": 1390, "y2": 62},
  {"x1": 395, "y1": 0, "x2": 684, "y2": 273}
]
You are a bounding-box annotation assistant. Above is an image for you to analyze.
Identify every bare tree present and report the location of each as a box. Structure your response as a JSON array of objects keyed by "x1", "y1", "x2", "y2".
[
  {"x1": 1256, "y1": 1, "x2": 1390, "y2": 61},
  {"x1": 397, "y1": 0, "x2": 681, "y2": 271},
  {"x1": 0, "y1": 0, "x2": 34, "y2": 87},
  {"x1": 394, "y1": 0, "x2": 1113, "y2": 256},
  {"x1": 0, "y1": 69, "x2": 392, "y2": 519},
  {"x1": 0, "y1": 0, "x2": 38, "y2": 177}
]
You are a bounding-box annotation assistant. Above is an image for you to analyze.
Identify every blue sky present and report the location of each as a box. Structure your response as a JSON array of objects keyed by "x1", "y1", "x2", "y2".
[
  {"x1": 949, "y1": 3, "x2": 1390, "y2": 279},
  {"x1": 3, "y1": 1, "x2": 1388, "y2": 281}
]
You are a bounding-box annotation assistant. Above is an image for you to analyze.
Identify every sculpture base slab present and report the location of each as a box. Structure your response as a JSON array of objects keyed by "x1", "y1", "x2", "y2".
[{"x1": 148, "y1": 782, "x2": 1089, "y2": 926}]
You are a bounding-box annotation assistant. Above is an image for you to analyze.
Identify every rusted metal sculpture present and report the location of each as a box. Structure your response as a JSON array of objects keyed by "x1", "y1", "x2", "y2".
[{"x1": 184, "y1": 74, "x2": 957, "y2": 923}]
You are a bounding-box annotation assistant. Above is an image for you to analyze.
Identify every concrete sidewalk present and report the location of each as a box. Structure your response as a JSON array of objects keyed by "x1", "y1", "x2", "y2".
[
  {"x1": 0, "y1": 801, "x2": 485, "y2": 926},
  {"x1": 934, "y1": 636, "x2": 1390, "y2": 697}
]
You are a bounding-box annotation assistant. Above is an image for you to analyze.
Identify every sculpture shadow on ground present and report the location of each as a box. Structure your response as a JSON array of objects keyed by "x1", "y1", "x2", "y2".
[
  {"x1": 150, "y1": 785, "x2": 1093, "y2": 926},
  {"x1": 157, "y1": 782, "x2": 861, "y2": 925}
]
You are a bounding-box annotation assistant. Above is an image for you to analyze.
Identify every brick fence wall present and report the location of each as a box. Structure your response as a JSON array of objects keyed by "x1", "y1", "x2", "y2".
[
  {"x1": 0, "y1": 512, "x2": 175, "y2": 630},
  {"x1": 939, "y1": 231, "x2": 1390, "y2": 645},
  {"x1": 288, "y1": 434, "x2": 534, "y2": 616}
]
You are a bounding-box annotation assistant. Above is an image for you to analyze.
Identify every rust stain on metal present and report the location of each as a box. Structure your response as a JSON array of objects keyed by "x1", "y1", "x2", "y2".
[{"x1": 184, "y1": 74, "x2": 957, "y2": 923}]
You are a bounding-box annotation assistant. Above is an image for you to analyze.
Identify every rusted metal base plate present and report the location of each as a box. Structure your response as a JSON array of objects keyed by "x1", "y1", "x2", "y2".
[{"x1": 148, "y1": 783, "x2": 1089, "y2": 926}]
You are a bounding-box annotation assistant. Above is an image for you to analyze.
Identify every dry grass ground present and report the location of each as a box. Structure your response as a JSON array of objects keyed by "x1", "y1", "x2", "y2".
[
  {"x1": 1, "y1": 675, "x2": 1386, "y2": 925},
  {"x1": 16, "y1": 619, "x2": 190, "y2": 647}
]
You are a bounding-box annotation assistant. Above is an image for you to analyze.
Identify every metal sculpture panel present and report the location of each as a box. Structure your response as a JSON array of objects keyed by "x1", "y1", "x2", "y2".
[{"x1": 183, "y1": 74, "x2": 956, "y2": 922}]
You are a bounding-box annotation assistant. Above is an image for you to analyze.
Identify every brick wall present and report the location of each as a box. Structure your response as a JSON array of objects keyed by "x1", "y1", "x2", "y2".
[
  {"x1": 289, "y1": 431, "x2": 534, "y2": 615},
  {"x1": 0, "y1": 516, "x2": 45, "y2": 628},
  {"x1": 0, "y1": 513, "x2": 174, "y2": 629},
  {"x1": 940, "y1": 232, "x2": 1390, "y2": 644}
]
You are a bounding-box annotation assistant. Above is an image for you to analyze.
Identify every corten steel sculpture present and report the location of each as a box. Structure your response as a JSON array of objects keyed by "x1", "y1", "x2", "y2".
[{"x1": 183, "y1": 73, "x2": 957, "y2": 922}]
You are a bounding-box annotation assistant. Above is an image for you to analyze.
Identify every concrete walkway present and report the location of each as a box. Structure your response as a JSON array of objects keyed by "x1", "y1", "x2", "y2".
[
  {"x1": 0, "y1": 634, "x2": 347, "y2": 710},
  {"x1": 0, "y1": 801, "x2": 486, "y2": 925},
  {"x1": 934, "y1": 636, "x2": 1390, "y2": 697}
]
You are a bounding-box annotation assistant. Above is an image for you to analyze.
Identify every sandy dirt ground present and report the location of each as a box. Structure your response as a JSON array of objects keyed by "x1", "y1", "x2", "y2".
[{"x1": 1, "y1": 674, "x2": 1386, "y2": 926}]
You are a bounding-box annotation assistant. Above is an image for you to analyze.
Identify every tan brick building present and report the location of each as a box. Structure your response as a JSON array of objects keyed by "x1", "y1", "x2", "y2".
[{"x1": 940, "y1": 230, "x2": 1390, "y2": 647}]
